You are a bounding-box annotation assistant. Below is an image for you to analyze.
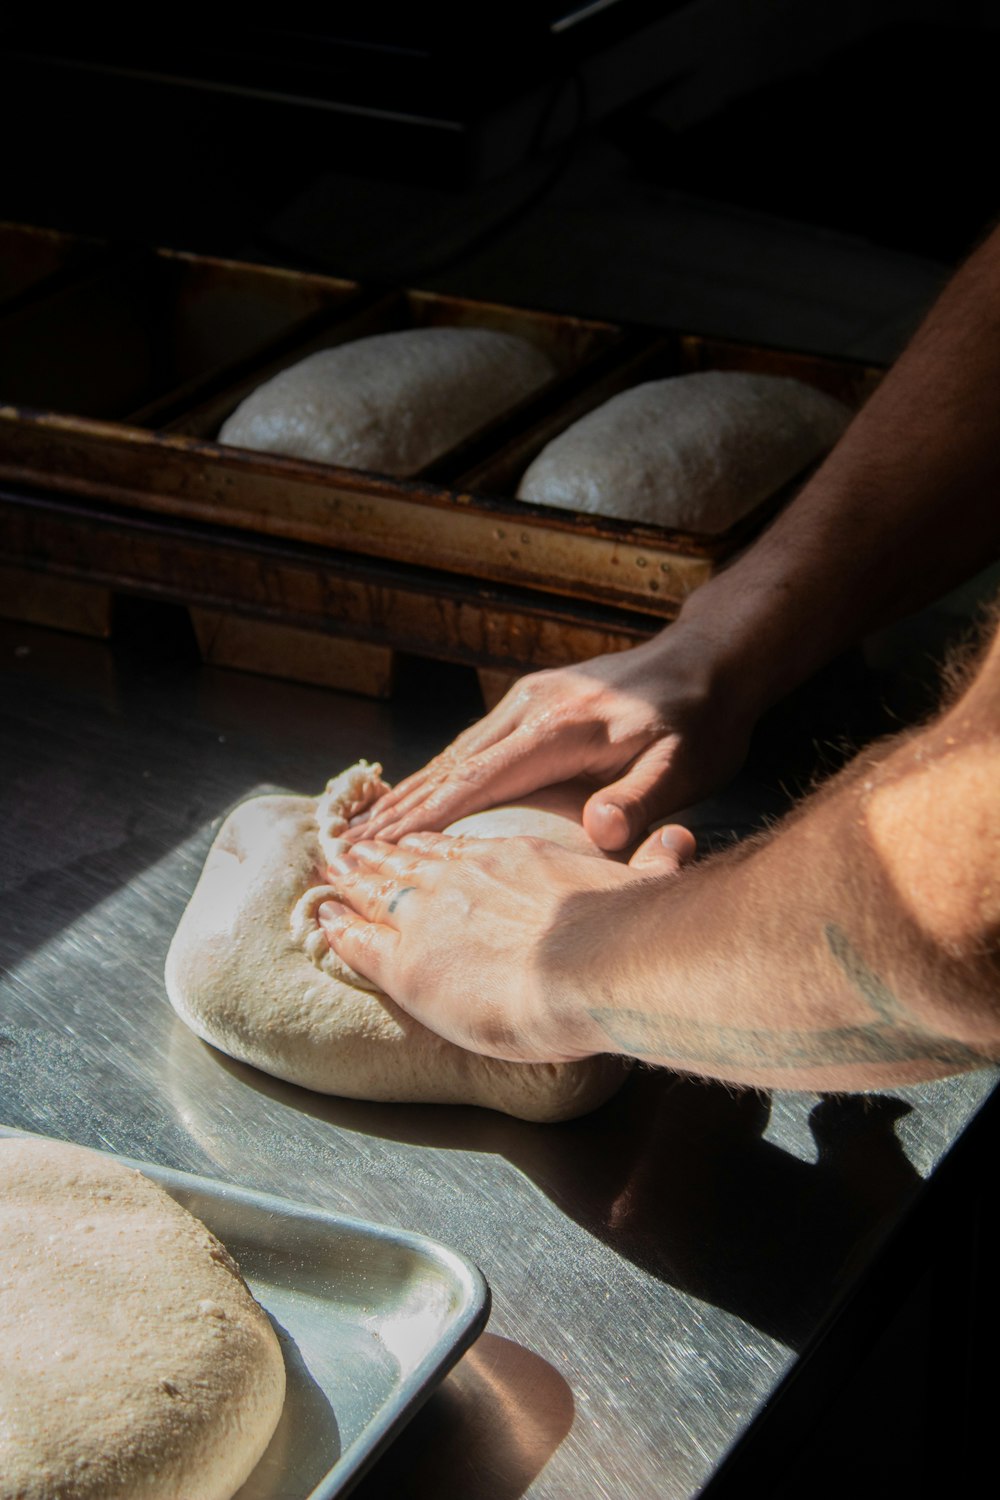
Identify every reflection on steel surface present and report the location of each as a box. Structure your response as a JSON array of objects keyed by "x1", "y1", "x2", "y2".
[
  {"x1": 1, "y1": 622, "x2": 996, "y2": 1498},
  {"x1": 0, "y1": 1127, "x2": 489, "y2": 1500}
]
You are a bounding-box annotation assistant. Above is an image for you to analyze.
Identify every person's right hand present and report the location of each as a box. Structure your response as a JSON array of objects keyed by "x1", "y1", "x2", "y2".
[{"x1": 348, "y1": 633, "x2": 755, "y2": 852}]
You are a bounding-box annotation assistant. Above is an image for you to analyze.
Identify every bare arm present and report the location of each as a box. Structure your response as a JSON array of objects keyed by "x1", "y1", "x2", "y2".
[
  {"x1": 671, "y1": 219, "x2": 1000, "y2": 715},
  {"x1": 356, "y1": 224, "x2": 1000, "y2": 851},
  {"x1": 567, "y1": 676, "x2": 1000, "y2": 1091},
  {"x1": 322, "y1": 616, "x2": 1000, "y2": 1092}
]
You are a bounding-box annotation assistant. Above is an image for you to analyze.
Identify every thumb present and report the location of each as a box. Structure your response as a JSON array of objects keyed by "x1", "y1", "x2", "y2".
[
  {"x1": 582, "y1": 744, "x2": 679, "y2": 851},
  {"x1": 627, "y1": 823, "x2": 697, "y2": 874}
]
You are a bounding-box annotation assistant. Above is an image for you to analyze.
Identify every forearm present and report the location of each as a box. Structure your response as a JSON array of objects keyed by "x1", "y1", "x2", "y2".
[
  {"x1": 655, "y1": 224, "x2": 1000, "y2": 722},
  {"x1": 354, "y1": 231, "x2": 1000, "y2": 852},
  {"x1": 556, "y1": 710, "x2": 1000, "y2": 1090}
]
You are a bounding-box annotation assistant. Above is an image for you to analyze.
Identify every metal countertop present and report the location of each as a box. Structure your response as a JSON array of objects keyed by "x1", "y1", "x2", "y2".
[{"x1": 1, "y1": 613, "x2": 995, "y2": 1500}]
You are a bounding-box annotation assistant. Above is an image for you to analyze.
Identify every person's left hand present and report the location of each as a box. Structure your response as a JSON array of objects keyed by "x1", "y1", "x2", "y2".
[{"x1": 318, "y1": 823, "x2": 695, "y2": 1063}]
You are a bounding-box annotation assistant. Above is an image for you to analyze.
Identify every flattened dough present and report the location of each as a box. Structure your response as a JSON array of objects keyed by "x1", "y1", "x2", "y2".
[
  {"x1": 166, "y1": 762, "x2": 626, "y2": 1122},
  {"x1": 516, "y1": 370, "x2": 852, "y2": 533},
  {"x1": 217, "y1": 327, "x2": 556, "y2": 475},
  {"x1": 0, "y1": 1136, "x2": 285, "y2": 1500}
]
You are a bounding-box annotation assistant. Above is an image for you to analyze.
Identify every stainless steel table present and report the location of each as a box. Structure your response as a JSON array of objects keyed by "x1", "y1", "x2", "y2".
[{"x1": 1, "y1": 613, "x2": 996, "y2": 1499}]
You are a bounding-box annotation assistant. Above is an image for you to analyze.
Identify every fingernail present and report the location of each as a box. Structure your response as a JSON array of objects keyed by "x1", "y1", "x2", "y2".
[
  {"x1": 659, "y1": 826, "x2": 692, "y2": 854},
  {"x1": 594, "y1": 800, "x2": 631, "y2": 844},
  {"x1": 595, "y1": 800, "x2": 626, "y2": 827},
  {"x1": 348, "y1": 811, "x2": 371, "y2": 828},
  {"x1": 326, "y1": 852, "x2": 355, "y2": 876},
  {"x1": 318, "y1": 900, "x2": 346, "y2": 924}
]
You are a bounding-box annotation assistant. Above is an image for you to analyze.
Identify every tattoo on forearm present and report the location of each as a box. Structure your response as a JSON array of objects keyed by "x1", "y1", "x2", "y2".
[{"x1": 588, "y1": 922, "x2": 990, "y2": 1073}]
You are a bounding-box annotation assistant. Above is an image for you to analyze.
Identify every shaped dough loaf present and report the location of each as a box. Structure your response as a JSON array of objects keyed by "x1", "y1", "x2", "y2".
[
  {"x1": 165, "y1": 762, "x2": 625, "y2": 1122},
  {"x1": 217, "y1": 327, "x2": 556, "y2": 475},
  {"x1": 516, "y1": 370, "x2": 852, "y2": 533},
  {"x1": 0, "y1": 1136, "x2": 285, "y2": 1500}
]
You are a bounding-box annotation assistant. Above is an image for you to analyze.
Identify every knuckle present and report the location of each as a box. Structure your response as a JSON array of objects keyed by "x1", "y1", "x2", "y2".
[
  {"x1": 503, "y1": 675, "x2": 543, "y2": 714},
  {"x1": 432, "y1": 744, "x2": 465, "y2": 773},
  {"x1": 423, "y1": 783, "x2": 466, "y2": 817},
  {"x1": 353, "y1": 922, "x2": 382, "y2": 960}
]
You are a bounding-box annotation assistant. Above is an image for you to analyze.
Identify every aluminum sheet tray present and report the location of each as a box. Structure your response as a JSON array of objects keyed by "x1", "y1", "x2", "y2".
[{"x1": 0, "y1": 1127, "x2": 491, "y2": 1500}]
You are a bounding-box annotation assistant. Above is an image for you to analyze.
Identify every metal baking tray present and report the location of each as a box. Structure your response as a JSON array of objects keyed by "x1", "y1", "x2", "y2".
[
  {"x1": 0, "y1": 1126, "x2": 490, "y2": 1500},
  {"x1": 458, "y1": 330, "x2": 881, "y2": 542},
  {"x1": 0, "y1": 244, "x2": 364, "y2": 425},
  {"x1": 0, "y1": 222, "x2": 881, "y2": 645},
  {"x1": 0, "y1": 221, "x2": 108, "y2": 310},
  {"x1": 0, "y1": 484, "x2": 652, "y2": 674},
  {"x1": 166, "y1": 285, "x2": 628, "y2": 463}
]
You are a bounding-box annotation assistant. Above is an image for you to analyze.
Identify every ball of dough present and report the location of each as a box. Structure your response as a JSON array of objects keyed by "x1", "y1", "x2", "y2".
[
  {"x1": 516, "y1": 370, "x2": 852, "y2": 533},
  {"x1": 165, "y1": 761, "x2": 626, "y2": 1123},
  {"x1": 218, "y1": 327, "x2": 556, "y2": 476},
  {"x1": 0, "y1": 1136, "x2": 285, "y2": 1500}
]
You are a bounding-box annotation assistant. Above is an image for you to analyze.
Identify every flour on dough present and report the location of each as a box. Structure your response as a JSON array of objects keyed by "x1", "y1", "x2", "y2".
[
  {"x1": 218, "y1": 326, "x2": 556, "y2": 476},
  {"x1": 166, "y1": 761, "x2": 626, "y2": 1122},
  {"x1": 0, "y1": 1136, "x2": 285, "y2": 1500},
  {"x1": 516, "y1": 370, "x2": 852, "y2": 533}
]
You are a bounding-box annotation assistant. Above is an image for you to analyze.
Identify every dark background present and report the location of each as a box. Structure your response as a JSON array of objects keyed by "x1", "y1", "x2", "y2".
[{"x1": 3, "y1": 7, "x2": 997, "y2": 307}]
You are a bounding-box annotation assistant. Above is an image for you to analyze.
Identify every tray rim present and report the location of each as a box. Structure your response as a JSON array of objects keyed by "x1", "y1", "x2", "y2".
[
  {"x1": 0, "y1": 1123, "x2": 492, "y2": 1500},
  {"x1": 0, "y1": 226, "x2": 886, "y2": 638}
]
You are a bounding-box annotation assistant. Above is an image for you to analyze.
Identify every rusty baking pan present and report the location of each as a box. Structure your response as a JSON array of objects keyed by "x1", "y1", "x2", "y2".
[
  {"x1": 164, "y1": 284, "x2": 631, "y2": 464},
  {"x1": 0, "y1": 245, "x2": 364, "y2": 424},
  {"x1": 0, "y1": 409, "x2": 709, "y2": 616},
  {"x1": 0, "y1": 231, "x2": 881, "y2": 622},
  {"x1": 0, "y1": 331, "x2": 879, "y2": 619},
  {"x1": 457, "y1": 329, "x2": 882, "y2": 548},
  {"x1": 0, "y1": 221, "x2": 109, "y2": 311},
  {"x1": 1, "y1": 264, "x2": 701, "y2": 617},
  {"x1": 0, "y1": 486, "x2": 652, "y2": 674}
]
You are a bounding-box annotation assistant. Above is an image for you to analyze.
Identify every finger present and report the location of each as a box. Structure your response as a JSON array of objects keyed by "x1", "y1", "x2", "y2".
[
  {"x1": 343, "y1": 779, "x2": 429, "y2": 842},
  {"x1": 348, "y1": 770, "x2": 455, "y2": 842},
  {"x1": 351, "y1": 831, "x2": 476, "y2": 867},
  {"x1": 396, "y1": 830, "x2": 460, "y2": 855},
  {"x1": 349, "y1": 764, "x2": 436, "y2": 826},
  {"x1": 397, "y1": 831, "x2": 482, "y2": 860},
  {"x1": 628, "y1": 823, "x2": 697, "y2": 874},
  {"x1": 325, "y1": 867, "x2": 417, "y2": 925},
  {"x1": 317, "y1": 902, "x2": 397, "y2": 988},
  {"x1": 361, "y1": 739, "x2": 571, "y2": 844},
  {"x1": 325, "y1": 847, "x2": 360, "y2": 877},
  {"x1": 582, "y1": 740, "x2": 681, "y2": 851},
  {"x1": 331, "y1": 839, "x2": 425, "y2": 880},
  {"x1": 346, "y1": 702, "x2": 529, "y2": 839}
]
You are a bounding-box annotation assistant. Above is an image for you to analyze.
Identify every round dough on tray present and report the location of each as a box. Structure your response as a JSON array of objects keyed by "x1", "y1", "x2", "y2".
[
  {"x1": 165, "y1": 761, "x2": 626, "y2": 1123},
  {"x1": 516, "y1": 370, "x2": 852, "y2": 533},
  {"x1": 0, "y1": 1135, "x2": 285, "y2": 1500},
  {"x1": 217, "y1": 326, "x2": 556, "y2": 476}
]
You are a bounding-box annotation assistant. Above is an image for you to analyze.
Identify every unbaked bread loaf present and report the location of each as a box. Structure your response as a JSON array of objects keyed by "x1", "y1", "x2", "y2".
[
  {"x1": 218, "y1": 326, "x2": 556, "y2": 475},
  {"x1": 516, "y1": 370, "x2": 852, "y2": 533},
  {"x1": 165, "y1": 761, "x2": 626, "y2": 1122},
  {"x1": 0, "y1": 1135, "x2": 285, "y2": 1500}
]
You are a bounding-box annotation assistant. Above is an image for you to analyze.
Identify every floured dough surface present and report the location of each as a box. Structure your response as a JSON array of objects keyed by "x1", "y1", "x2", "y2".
[
  {"x1": 166, "y1": 761, "x2": 626, "y2": 1122},
  {"x1": 217, "y1": 327, "x2": 556, "y2": 476},
  {"x1": 516, "y1": 370, "x2": 852, "y2": 533},
  {"x1": 0, "y1": 1136, "x2": 285, "y2": 1500}
]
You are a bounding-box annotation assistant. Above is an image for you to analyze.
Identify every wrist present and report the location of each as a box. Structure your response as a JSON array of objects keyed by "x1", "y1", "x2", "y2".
[
  {"x1": 634, "y1": 603, "x2": 769, "y2": 738},
  {"x1": 668, "y1": 552, "x2": 835, "y2": 722},
  {"x1": 538, "y1": 872, "x2": 686, "y2": 1060}
]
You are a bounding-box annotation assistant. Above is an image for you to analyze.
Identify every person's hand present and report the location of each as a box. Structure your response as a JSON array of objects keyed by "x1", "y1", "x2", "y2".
[
  {"x1": 319, "y1": 823, "x2": 696, "y2": 1062},
  {"x1": 348, "y1": 634, "x2": 753, "y2": 852}
]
